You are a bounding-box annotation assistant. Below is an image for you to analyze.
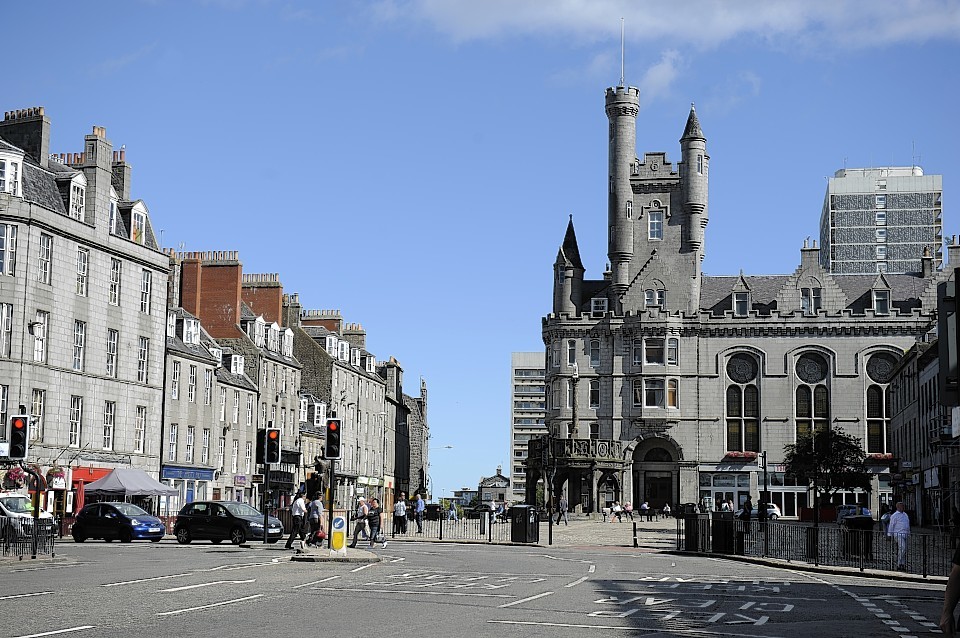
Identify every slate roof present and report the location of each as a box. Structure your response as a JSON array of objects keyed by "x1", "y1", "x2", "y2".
[
  {"x1": 21, "y1": 161, "x2": 67, "y2": 214},
  {"x1": 215, "y1": 364, "x2": 257, "y2": 392},
  {"x1": 560, "y1": 217, "x2": 584, "y2": 270},
  {"x1": 681, "y1": 104, "x2": 704, "y2": 140},
  {"x1": 0, "y1": 138, "x2": 21, "y2": 152}
]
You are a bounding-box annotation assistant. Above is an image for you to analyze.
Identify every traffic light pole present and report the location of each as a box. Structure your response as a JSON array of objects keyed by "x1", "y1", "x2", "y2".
[
  {"x1": 326, "y1": 458, "x2": 336, "y2": 550},
  {"x1": 262, "y1": 464, "x2": 270, "y2": 545}
]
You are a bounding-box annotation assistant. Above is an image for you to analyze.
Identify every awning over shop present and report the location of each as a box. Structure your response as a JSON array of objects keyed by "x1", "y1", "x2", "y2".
[{"x1": 84, "y1": 468, "x2": 179, "y2": 497}]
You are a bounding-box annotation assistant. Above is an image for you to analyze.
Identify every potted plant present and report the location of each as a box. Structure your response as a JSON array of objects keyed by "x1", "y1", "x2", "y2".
[
  {"x1": 4, "y1": 466, "x2": 26, "y2": 488},
  {"x1": 47, "y1": 464, "x2": 67, "y2": 489}
]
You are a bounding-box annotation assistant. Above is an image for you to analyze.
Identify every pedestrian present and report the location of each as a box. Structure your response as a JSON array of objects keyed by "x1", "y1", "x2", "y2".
[
  {"x1": 284, "y1": 491, "x2": 308, "y2": 549},
  {"x1": 447, "y1": 500, "x2": 458, "y2": 521},
  {"x1": 740, "y1": 496, "x2": 753, "y2": 534},
  {"x1": 640, "y1": 501, "x2": 649, "y2": 520},
  {"x1": 611, "y1": 501, "x2": 623, "y2": 523},
  {"x1": 414, "y1": 493, "x2": 425, "y2": 533},
  {"x1": 952, "y1": 506, "x2": 960, "y2": 549},
  {"x1": 662, "y1": 503, "x2": 671, "y2": 517},
  {"x1": 393, "y1": 492, "x2": 407, "y2": 535},
  {"x1": 880, "y1": 504, "x2": 891, "y2": 533},
  {"x1": 367, "y1": 497, "x2": 387, "y2": 549},
  {"x1": 888, "y1": 501, "x2": 911, "y2": 571},
  {"x1": 306, "y1": 492, "x2": 325, "y2": 547},
  {"x1": 939, "y1": 540, "x2": 960, "y2": 635},
  {"x1": 556, "y1": 494, "x2": 569, "y2": 525},
  {"x1": 348, "y1": 496, "x2": 369, "y2": 548}
]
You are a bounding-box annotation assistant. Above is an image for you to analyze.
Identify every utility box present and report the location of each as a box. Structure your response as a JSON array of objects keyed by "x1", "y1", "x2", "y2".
[
  {"x1": 711, "y1": 511, "x2": 735, "y2": 554},
  {"x1": 510, "y1": 505, "x2": 539, "y2": 543}
]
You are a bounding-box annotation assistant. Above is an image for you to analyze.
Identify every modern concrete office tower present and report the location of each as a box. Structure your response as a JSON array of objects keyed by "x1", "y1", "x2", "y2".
[
  {"x1": 820, "y1": 167, "x2": 943, "y2": 275},
  {"x1": 528, "y1": 84, "x2": 948, "y2": 519},
  {"x1": 0, "y1": 108, "x2": 170, "y2": 510},
  {"x1": 509, "y1": 352, "x2": 546, "y2": 501}
]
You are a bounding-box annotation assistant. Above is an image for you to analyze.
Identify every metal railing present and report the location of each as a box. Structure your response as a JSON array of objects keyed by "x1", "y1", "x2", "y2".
[
  {"x1": 1, "y1": 518, "x2": 57, "y2": 558},
  {"x1": 676, "y1": 514, "x2": 953, "y2": 578},
  {"x1": 342, "y1": 512, "x2": 516, "y2": 543}
]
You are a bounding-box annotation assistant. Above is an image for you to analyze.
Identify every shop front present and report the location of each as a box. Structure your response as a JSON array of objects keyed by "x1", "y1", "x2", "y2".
[{"x1": 160, "y1": 466, "x2": 216, "y2": 516}]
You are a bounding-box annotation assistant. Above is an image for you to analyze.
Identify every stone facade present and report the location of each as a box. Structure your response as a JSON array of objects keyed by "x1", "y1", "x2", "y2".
[
  {"x1": 528, "y1": 85, "x2": 949, "y2": 518},
  {"x1": 0, "y1": 108, "x2": 169, "y2": 509}
]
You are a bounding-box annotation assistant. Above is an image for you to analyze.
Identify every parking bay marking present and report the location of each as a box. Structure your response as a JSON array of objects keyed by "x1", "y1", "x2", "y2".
[
  {"x1": 0, "y1": 592, "x2": 54, "y2": 600},
  {"x1": 161, "y1": 579, "x2": 256, "y2": 592},
  {"x1": 313, "y1": 586, "x2": 513, "y2": 599},
  {"x1": 293, "y1": 576, "x2": 340, "y2": 590},
  {"x1": 157, "y1": 594, "x2": 264, "y2": 616},
  {"x1": 499, "y1": 591, "x2": 554, "y2": 608}
]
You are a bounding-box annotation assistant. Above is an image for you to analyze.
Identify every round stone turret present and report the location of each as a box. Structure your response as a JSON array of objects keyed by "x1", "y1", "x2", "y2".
[{"x1": 605, "y1": 86, "x2": 639, "y2": 297}]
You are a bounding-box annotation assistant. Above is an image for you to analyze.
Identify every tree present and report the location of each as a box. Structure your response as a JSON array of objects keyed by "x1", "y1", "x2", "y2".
[{"x1": 784, "y1": 427, "x2": 872, "y2": 505}]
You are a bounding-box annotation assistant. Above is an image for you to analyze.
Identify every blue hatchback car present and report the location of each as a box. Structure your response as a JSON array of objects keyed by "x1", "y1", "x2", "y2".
[{"x1": 72, "y1": 502, "x2": 166, "y2": 543}]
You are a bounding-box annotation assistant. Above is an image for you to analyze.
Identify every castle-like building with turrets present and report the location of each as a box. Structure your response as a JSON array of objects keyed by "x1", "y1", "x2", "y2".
[{"x1": 525, "y1": 83, "x2": 949, "y2": 517}]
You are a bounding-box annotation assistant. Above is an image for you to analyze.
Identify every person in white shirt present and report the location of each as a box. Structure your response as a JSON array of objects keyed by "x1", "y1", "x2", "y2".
[
  {"x1": 887, "y1": 501, "x2": 911, "y2": 571},
  {"x1": 285, "y1": 492, "x2": 308, "y2": 549}
]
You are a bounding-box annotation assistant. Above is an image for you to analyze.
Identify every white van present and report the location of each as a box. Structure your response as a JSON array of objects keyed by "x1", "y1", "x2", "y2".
[{"x1": 0, "y1": 491, "x2": 55, "y2": 540}]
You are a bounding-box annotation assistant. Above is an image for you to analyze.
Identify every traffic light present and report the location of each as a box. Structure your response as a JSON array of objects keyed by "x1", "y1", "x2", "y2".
[
  {"x1": 324, "y1": 418, "x2": 341, "y2": 459},
  {"x1": 265, "y1": 427, "x2": 281, "y2": 464},
  {"x1": 8, "y1": 415, "x2": 29, "y2": 460},
  {"x1": 256, "y1": 429, "x2": 267, "y2": 465}
]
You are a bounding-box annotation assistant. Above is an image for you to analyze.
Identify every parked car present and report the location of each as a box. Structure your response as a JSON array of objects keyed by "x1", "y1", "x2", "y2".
[
  {"x1": 836, "y1": 504, "x2": 872, "y2": 524},
  {"x1": 174, "y1": 501, "x2": 283, "y2": 545},
  {"x1": 71, "y1": 502, "x2": 164, "y2": 543},
  {"x1": 0, "y1": 491, "x2": 56, "y2": 541},
  {"x1": 734, "y1": 503, "x2": 783, "y2": 520}
]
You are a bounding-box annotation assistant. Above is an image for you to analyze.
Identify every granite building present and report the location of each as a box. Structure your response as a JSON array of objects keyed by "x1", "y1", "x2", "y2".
[
  {"x1": 526, "y1": 85, "x2": 949, "y2": 518},
  {"x1": 820, "y1": 167, "x2": 943, "y2": 275},
  {"x1": 0, "y1": 108, "x2": 169, "y2": 507}
]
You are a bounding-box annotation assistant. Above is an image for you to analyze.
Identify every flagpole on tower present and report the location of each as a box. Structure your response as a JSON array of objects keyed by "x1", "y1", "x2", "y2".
[{"x1": 620, "y1": 17, "x2": 625, "y2": 87}]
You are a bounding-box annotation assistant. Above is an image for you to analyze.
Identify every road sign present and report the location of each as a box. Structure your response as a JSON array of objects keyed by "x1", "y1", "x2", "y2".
[
  {"x1": 251, "y1": 474, "x2": 264, "y2": 484},
  {"x1": 331, "y1": 515, "x2": 346, "y2": 555}
]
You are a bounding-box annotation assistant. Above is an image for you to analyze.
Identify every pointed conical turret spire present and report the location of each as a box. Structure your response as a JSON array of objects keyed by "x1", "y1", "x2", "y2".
[
  {"x1": 560, "y1": 214, "x2": 584, "y2": 270},
  {"x1": 681, "y1": 102, "x2": 704, "y2": 141}
]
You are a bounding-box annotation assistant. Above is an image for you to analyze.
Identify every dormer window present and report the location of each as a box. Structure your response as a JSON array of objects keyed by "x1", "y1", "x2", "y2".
[
  {"x1": 267, "y1": 324, "x2": 279, "y2": 351},
  {"x1": 166, "y1": 311, "x2": 177, "y2": 337},
  {"x1": 801, "y1": 288, "x2": 822, "y2": 316},
  {"x1": 183, "y1": 319, "x2": 200, "y2": 345},
  {"x1": 733, "y1": 292, "x2": 750, "y2": 317},
  {"x1": 299, "y1": 398, "x2": 308, "y2": 423},
  {"x1": 0, "y1": 157, "x2": 22, "y2": 196},
  {"x1": 132, "y1": 210, "x2": 146, "y2": 244},
  {"x1": 591, "y1": 298, "x2": 608, "y2": 317},
  {"x1": 282, "y1": 330, "x2": 293, "y2": 357},
  {"x1": 366, "y1": 356, "x2": 375, "y2": 373},
  {"x1": 254, "y1": 318, "x2": 266, "y2": 348},
  {"x1": 325, "y1": 335, "x2": 337, "y2": 356},
  {"x1": 873, "y1": 289, "x2": 890, "y2": 315},
  {"x1": 338, "y1": 342, "x2": 349, "y2": 362},
  {"x1": 207, "y1": 345, "x2": 222, "y2": 364},
  {"x1": 109, "y1": 197, "x2": 119, "y2": 234},
  {"x1": 230, "y1": 354, "x2": 245, "y2": 376},
  {"x1": 351, "y1": 348, "x2": 360, "y2": 367},
  {"x1": 70, "y1": 180, "x2": 86, "y2": 222}
]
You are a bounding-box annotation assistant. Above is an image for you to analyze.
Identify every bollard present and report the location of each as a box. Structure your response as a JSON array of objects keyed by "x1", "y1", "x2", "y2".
[{"x1": 633, "y1": 521, "x2": 638, "y2": 548}]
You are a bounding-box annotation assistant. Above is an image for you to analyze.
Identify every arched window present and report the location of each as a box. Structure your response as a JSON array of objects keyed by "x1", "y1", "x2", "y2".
[
  {"x1": 795, "y1": 353, "x2": 829, "y2": 438},
  {"x1": 726, "y1": 354, "x2": 760, "y2": 452},
  {"x1": 645, "y1": 447, "x2": 673, "y2": 462}
]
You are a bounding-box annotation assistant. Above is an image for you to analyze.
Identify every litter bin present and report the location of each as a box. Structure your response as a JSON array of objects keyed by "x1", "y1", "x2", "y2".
[
  {"x1": 510, "y1": 505, "x2": 539, "y2": 543},
  {"x1": 684, "y1": 513, "x2": 708, "y2": 552},
  {"x1": 841, "y1": 515, "x2": 875, "y2": 557},
  {"x1": 711, "y1": 511, "x2": 734, "y2": 554}
]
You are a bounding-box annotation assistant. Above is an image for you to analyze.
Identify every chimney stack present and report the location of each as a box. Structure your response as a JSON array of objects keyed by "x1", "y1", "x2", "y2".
[{"x1": 0, "y1": 107, "x2": 51, "y2": 168}]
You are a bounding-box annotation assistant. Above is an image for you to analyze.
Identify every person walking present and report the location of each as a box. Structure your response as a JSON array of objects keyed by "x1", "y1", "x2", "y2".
[
  {"x1": 447, "y1": 500, "x2": 458, "y2": 522},
  {"x1": 306, "y1": 492, "x2": 325, "y2": 547},
  {"x1": 556, "y1": 494, "x2": 569, "y2": 525},
  {"x1": 367, "y1": 497, "x2": 387, "y2": 549},
  {"x1": 661, "y1": 503, "x2": 671, "y2": 517},
  {"x1": 741, "y1": 496, "x2": 753, "y2": 534},
  {"x1": 611, "y1": 501, "x2": 623, "y2": 523},
  {"x1": 414, "y1": 493, "x2": 425, "y2": 533},
  {"x1": 285, "y1": 491, "x2": 308, "y2": 549},
  {"x1": 888, "y1": 501, "x2": 911, "y2": 571},
  {"x1": 393, "y1": 493, "x2": 407, "y2": 535},
  {"x1": 348, "y1": 496, "x2": 369, "y2": 548},
  {"x1": 940, "y1": 541, "x2": 960, "y2": 635}
]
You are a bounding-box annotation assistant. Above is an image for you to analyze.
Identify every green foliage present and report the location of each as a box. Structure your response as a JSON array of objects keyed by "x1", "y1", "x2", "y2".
[{"x1": 783, "y1": 427, "x2": 871, "y2": 496}]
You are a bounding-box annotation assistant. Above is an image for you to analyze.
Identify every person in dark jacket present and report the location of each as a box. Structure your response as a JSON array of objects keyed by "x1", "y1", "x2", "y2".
[{"x1": 741, "y1": 496, "x2": 753, "y2": 534}]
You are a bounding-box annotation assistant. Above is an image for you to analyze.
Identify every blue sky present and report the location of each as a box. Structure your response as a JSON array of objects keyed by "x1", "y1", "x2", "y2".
[{"x1": 7, "y1": 1, "x2": 960, "y2": 499}]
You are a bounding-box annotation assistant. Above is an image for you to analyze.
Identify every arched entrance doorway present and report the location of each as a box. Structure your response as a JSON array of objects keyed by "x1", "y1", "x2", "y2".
[{"x1": 632, "y1": 438, "x2": 680, "y2": 509}]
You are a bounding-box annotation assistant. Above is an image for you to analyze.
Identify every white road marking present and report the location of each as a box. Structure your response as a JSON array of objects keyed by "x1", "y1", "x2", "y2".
[
  {"x1": 498, "y1": 591, "x2": 554, "y2": 608},
  {"x1": 565, "y1": 576, "x2": 590, "y2": 588},
  {"x1": 0, "y1": 591, "x2": 53, "y2": 600},
  {"x1": 292, "y1": 576, "x2": 340, "y2": 589},
  {"x1": 351, "y1": 564, "x2": 375, "y2": 573},
  {"x1": 488, "y1": 619, "x2": 786, "y2": 637},
  {"x1": 101, "y1": 574, "x2": 192, "y2": 587},
  {"x1": 161, "y1": 579, "x2": 255, "y2": 592},
  {"x1": 13, "y1": 627, "x2": 95, "y2": 638},
  {"x1": 312, "y1": 586, "x2": 512, "y2": 598},
  {"x1": 202, "y1": 562, "x2": 272, "y2": 571},
  {"x1": 157, "y1": 594, "x2": 263, "y2": 616},
  {"x1": 589, "y1": 564, "x2": 596, "y2": 573}
]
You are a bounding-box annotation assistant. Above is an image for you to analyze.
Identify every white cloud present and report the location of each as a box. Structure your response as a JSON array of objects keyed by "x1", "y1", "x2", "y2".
[
  {"x1": 702, "y1": 70, "x2": 762, "y2": 116},
  {"x1": 639, "y1": 50, "x2": 683, "y2": 101},
  {"x1": 375, "y1": 0, "x2": 960, "y2": 50}
]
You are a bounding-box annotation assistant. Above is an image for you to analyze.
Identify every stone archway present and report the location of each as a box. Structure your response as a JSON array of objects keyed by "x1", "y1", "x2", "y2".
[{"x1": 631, "y1": 436, "x2": 682, "y2": 510}]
